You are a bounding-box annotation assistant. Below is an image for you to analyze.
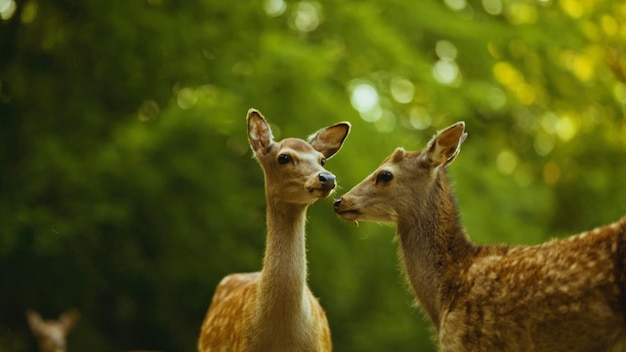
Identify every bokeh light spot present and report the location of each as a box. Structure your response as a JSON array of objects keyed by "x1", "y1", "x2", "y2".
[
  {"x1": 601, "y1": 15, "x2": 618, "y2": 36},
  {"x1": 482, "y1": 0, "x2": 502, "y2": 15},
  {"x1": 507, "y1": 3, "x2": 537, "y2": 24},
  {"x1": 138, "y1": 100, "x2": 160, "y2": 122},
  {"x1": 177, "y1": 88, "x2": 198, "y2": 110},
  {"x1": 409, "y1": 107, "x2": 432, "y2": 130},
  {"x1": 390, "y1": 77, "x2": 415, "y2": 104},
  {"x1": 360, "y1": 105, "x2": 383, "y2": 123},
  {"x1": 614, "y1": 83, "x2": 626, "y2": 105},
  {"x1": 444, "y1": 0, "x2": 466, "y2": 11},
  {"x1": 534, "y1": 132, "x2": 555, "y2": 156},
  {"x1": 264, "y1": 0, "x2": 287, "y2": 17},
  {"x1": 540, "y1": 112, "x2": 559, "y2": 134},
  {"x1": 556, "y1": 115, "x2": 577, "y2": 141},
  {"x1": 350, "y1": 81, "x2": 379, "y2": 113},
  {"x1": 433, "y1": 60, "x2": 460, "y2": 85},
  {"x1": 493, "y1": 61, "x2": 522, "y2": 86},
  {"x1": 0, "y1": 0, "x2": 16, "y2": 20},
  {"x1": 374, "y1": 110, "x2": 397, "y2": 133},
  {"x1": 289, "y1": 1, "x2": 322, "y2": 33},
  {"x1": 486, "y1": 87, "x2": 507, "y2": 109},
  {"x1": 559, "y1": 0, "x2": 583, "y2": 18},
  {"x1": 496, "y1": 150, "x2": 517, "y2": 175},
  {"x1": 436, "y1": 40, "x2": 458, "y2": 61},
  {"x1": 572, "y1": 55, "x2": 594, "y2": 82}
]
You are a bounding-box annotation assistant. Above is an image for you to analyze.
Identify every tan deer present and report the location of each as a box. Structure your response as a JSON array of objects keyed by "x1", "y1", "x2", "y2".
[
  {"x1": 334, "y1": 122, "x2": 626, "y2": 351},
  {"x1": 197, "y1": 109, "x2": 350, "y2": 352},
  {"x1": 26, "y1": 309, "x2": 80, "y2": 352}
]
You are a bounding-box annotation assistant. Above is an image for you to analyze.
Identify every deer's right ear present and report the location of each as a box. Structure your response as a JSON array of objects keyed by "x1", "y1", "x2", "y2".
[
  {"x1": 308, "y1": 122, "x2": 351, "y2": 159},
  {"x1": 59, "y1": 309, "x2": 80, "y2": 333},
  {"x1": 423, "y1": 121, "x2": 467, "y2": 168},
  {"x1": 247, "y1": 109, "x2": 274, "y2": 156}
]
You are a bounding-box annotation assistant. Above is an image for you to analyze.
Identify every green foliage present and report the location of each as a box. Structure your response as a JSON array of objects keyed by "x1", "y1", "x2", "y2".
[{"x1": 1, "y1": 0, "x2": 625, "y2": 350}]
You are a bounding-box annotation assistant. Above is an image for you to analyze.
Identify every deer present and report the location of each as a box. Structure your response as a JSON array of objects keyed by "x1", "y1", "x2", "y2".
[
  {"x1": 334, "y1": 121, "x2": 626, "y2": 351},
  {"x1": 26, "y1": 309, "x2": 80, "y2": 352},
  {"x1": 197, "y1": 109, "x2": 350, "y2": 352}
]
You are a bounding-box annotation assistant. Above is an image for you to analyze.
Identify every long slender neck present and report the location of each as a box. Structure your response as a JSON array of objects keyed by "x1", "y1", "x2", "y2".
[
  {"x1": 396, "y1": 171, "x2": 474, "y2": 328},
  {"x1": 257, "y1": 196, "x2": 309, "y2": 322}
]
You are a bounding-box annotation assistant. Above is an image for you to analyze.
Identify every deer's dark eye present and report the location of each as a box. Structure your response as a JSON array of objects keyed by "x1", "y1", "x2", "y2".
[
  {"x1": 278, "y1": 154, "x2": 291, "y2": 164},
  {"x1": 320, "y1": 158, "x2": 326, "y2": 166},
  {"x1": 376, "y1": 171, "x2": 393, "y2": 184}
]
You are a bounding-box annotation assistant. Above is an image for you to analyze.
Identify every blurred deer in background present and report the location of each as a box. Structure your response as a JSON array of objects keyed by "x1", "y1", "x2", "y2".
[
  {"x1": 197, "y1": 109, "x2": 350, "y2": 352},
  {"x1": 334, "y1": 122, "x2": 626, "y2": 351},
  {"x1": 26, "y1": 309, "x2": 80, "y2": 352}
]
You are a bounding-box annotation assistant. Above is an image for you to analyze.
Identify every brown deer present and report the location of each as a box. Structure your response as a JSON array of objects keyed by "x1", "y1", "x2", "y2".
[
  {"x1": 26, "y1": 309, "x2": 80, "y2": 352},
  {"x1": 197, "y1": 109, "x2": 350, "y2": 352},
  {"x1": 334, "y1": 122, "x2": 626, "y2": 351}
]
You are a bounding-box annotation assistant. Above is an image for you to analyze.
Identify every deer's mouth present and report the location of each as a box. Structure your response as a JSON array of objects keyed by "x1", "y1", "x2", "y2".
[
  {"x1": 335, "y1": 209, "x2": 360, "y2": 221},
  {"x1": 307, "y1": 187, "x2": 334, "y2": 198}
]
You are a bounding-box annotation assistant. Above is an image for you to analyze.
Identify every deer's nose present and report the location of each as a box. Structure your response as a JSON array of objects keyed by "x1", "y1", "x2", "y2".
[
  {"x1": 319, "y1": 172, "x2": 336, "y2": 190},
  {"x1": 334, "y1": 198, "x2": 342, "y2": 210}
]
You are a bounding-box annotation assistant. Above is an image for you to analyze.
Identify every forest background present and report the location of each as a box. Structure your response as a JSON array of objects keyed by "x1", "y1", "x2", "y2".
[{"x1": 1, "y1": 0, "x2": 625, "y2": 350}]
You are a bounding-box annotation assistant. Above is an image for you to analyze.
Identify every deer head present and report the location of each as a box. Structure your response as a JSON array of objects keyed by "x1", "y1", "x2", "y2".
[
  {"x1": 247, "y1": 109, "x2": 350, "y2": 205},
  {"x1": 26, "y1": 309, "x2": 80, "y2": 352},
  {"x1": 334, "y1": 122, "x2": 467, "y2": 223}
]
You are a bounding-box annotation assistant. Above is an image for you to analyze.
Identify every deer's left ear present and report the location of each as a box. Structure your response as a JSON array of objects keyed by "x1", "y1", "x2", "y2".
[
  {"x1": 423, "y1": 121, "x2": 467, "y2": 168},
  {"x1": 26, "y1": 309, "x2": 45, "y2": 335},
  {"x1": 308, "y1": 122, "x2": 351, "y2": 159}
]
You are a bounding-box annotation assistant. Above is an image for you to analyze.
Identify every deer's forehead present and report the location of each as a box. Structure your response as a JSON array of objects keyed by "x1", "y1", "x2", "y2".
[
  {"x1": 273, "y1": 139, "x2": 321, "y2": 159},
  {"x1": 278, "y1": 138, "x2": 314, "y2": 151},
  {"x1": 40, "y1": 322, "x2": 65, "y2": 338}
]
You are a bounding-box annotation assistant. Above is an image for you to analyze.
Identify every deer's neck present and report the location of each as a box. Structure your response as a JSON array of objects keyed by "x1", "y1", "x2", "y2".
[
  {"x1": 257, "y1": 199, "x2": 310, "y2": 326},
  {"x1": 396, "y1": 171, "x2": 475, "y2": 328}
]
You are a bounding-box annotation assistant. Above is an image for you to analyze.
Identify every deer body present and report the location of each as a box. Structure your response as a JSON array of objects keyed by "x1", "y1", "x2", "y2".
[
  {"x1": 198, "y1": 109, "x2": 350, "y2": 352},
  {"x1": 334, "y1": 122, "x2": 626, "y2": 351}
]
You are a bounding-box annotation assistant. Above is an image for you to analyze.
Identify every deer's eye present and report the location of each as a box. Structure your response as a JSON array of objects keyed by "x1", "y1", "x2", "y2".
[
  {"x1": 278, "y1": 154, "x2": 291, "y2": 164},
  {"x1": 320, "y1": 158, "x2": 326, "y2": 166},
  {"x1": 376, "y1": 171, "x2": 393, "y2": 184}
]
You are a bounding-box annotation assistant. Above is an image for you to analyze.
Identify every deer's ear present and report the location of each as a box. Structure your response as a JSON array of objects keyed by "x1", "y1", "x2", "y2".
[
  {"x1": 59, "y1": 309, "x2": 80, "y2": 333},
  {"x1": 308, "y1": 122, "x2": 351, "y2": 159},
  {"x1": 247, "y1": 109, "x2": 274, "y2": 156},
  {"x1": 423, "y1": 122, "x2": 467, "y2": 168},
  {"x1": 391, "y1": 147, "x2": 406, "y2": 163},
  {"x1": 26, "y1": 309, "x2": 45, "y2": 335}
]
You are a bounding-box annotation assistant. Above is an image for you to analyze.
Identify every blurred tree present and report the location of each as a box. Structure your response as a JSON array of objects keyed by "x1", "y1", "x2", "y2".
[{"x1": 0, "y1": 0, "x2": 624, "y2": 351}]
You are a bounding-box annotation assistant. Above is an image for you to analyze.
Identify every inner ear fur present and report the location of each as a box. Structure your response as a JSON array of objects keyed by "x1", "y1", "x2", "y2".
[
  {"x1": 308, "y1": 122, "x2": 351, "y2": 159},
  {"x1": 425, "y1": 122, "x2": 467, "y2": 167},
  {"x1": 247, "y1": 108, "x2": 274, "y2": 156}
]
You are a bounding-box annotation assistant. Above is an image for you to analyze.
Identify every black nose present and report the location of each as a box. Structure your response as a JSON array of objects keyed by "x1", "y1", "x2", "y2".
[
  {"x1": 319, "y1": 172, "x2": 336, "y2": 190},
  {"x1": 334, "y1": 198, "x2": 342, "y2": 210}
]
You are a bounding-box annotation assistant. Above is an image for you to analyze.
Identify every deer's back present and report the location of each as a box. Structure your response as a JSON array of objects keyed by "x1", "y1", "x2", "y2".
[{"x1": 439, "y1": 217, "x2": 626, "y2": 352}]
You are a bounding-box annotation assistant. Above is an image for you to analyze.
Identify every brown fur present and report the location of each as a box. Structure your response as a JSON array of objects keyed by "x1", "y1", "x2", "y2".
[
  {"x1": 335, "y1": 122, "x2": 626, "y2": 351},
  {"x1": 198, "y1": 109, "x2": 350, "y2": 352}
]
